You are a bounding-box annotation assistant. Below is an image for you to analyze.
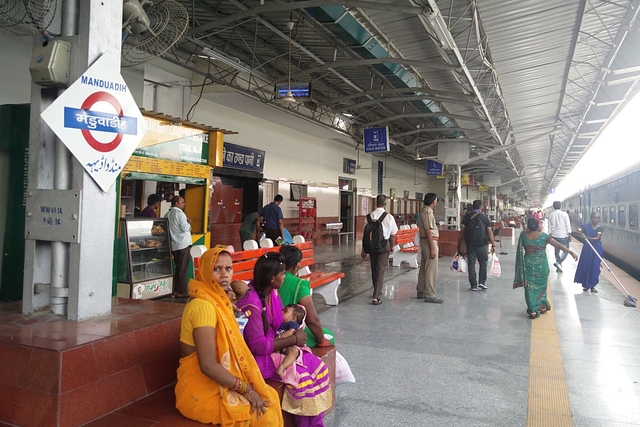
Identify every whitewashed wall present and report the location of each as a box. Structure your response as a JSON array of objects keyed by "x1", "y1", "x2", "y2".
[{"x1": 0, "y1": 34, "x2": 32, "y2": 104}]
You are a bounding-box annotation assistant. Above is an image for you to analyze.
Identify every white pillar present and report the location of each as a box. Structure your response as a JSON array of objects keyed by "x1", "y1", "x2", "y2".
[{"x1": 23, "y1": 0, "x2": 123, "y2": 320}]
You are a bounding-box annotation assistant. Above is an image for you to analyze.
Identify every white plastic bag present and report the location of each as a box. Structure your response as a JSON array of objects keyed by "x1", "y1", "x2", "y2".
[
  {"x1": 335, "y1": 351, "x2": 356, "y2": 384},
  {"x1": 458, "y1": 256, "x2": 467, "y2": 273},
  {"x1": 489, "y1": 254, "x2": 501, "y2": 277},
  {"x1": 450, "y1": 253, "x2": 460, "y2": 271}
]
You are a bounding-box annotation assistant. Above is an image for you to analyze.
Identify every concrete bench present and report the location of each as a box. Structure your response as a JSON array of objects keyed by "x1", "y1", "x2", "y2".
[{"x1": 391, "y1": 227, "x2": 419, "y2": 268}]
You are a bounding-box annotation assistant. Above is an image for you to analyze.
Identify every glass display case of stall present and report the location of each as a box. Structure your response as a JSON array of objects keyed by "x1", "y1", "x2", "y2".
[{"x1": 117, "y1": 218, "x2": 173, "y2": 299}]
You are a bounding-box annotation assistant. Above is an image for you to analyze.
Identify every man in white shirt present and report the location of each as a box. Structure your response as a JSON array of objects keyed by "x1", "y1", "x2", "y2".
[
  {"x1": 361, "y1": 195, "x2": 398, "y2": 305},
  {"x1": 547, "y1": 201, "x2": 572, "y2": 273},
  {"x1": 165, "y1": 196, "x2": 192, "y2": 297}
]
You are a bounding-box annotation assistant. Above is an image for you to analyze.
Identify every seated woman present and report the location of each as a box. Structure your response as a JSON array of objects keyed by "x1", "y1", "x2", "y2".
[
  {"x1": 175, "y1": 247, "x2": 283, "y2": 426},
  {"x1": 278, "y1": 245, "x2": 334, "y2": 348},
  {"x1": 237, "y1": 252, "x2": 333, "y2": 427}
]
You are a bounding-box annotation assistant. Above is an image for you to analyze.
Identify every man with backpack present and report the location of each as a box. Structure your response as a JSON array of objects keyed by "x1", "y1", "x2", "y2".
[
  {"x1": 458, "y1": 199, "x2": 495, "y2": 291},
  {"x1": 361, "y1": 194, "x2": 398, "y2": 305},
  {"x1": 417, "y1": 193, "x2": 442, "y2": 303}
]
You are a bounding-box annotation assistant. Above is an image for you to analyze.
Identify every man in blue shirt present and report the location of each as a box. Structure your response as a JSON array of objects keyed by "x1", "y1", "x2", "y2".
[{"x1": 259, "y1": 195, "x2": 285, "y2": 243}]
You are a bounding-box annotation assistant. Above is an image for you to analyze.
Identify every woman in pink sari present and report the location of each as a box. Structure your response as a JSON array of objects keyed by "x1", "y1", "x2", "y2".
[{"x1": 237, "y1": 253, "x2": 332, "y2": 427}]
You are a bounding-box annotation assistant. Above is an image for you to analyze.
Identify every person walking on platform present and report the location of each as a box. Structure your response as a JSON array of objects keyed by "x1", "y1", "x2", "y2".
[
  {"x1": 416, "y1": 193, "x2": 442, "y2": 303},
  {"x1": 165, "y1": 196, "x2": 192, "y2": 298},
  {"x1": 458, "y1": 200, "x2": 495, "y2": 291},
  {"x1": 547, "y1": 201, "x2": 572, "y2": 273},
  {"x1": 514, "y1": 218, "x2": 577, "y2": 319},
  {"x1": 259, "y1": 195, "x2": 285, "y2": 243},
  {"x1": 574, "y1": 212, "x2": 604, "y2": 293},
  {"x1": 361, "y1": 195, "x2": 398, "y2": 305}
]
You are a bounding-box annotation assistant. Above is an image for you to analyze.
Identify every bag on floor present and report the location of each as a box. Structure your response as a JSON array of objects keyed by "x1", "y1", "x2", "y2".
[
  {"x1": 335, "y1": 351, "x2": 356, "y2": 385},
  {"x1": 458, "y1": 256, "x2": 468, "y2": 273},
  {"x1": 489, "y1": 254, "x2": 501, "y2": 277}
]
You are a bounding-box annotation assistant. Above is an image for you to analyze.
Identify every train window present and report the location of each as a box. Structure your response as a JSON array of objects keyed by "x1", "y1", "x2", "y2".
[
  {"x1": 610, "y1": 206, "x2": 616, "y2": 225},
  {"x1": 630, "y1": 205, "x2": 638, "y2": 229},
  {"x1": 618, "y1": 205, "x2": 625, "y2": 228},
  {"x1": 602, "y1": 207, "x2": 608, "y2": 224}
]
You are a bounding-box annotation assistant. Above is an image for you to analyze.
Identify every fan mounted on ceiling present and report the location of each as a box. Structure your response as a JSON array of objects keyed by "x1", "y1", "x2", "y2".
[
  {"x1": 0, "y1": 0, "x2": 57, "y2": 36},
  {"x1": 121, "y1": 0, "x2": 188, "y2": 67}
]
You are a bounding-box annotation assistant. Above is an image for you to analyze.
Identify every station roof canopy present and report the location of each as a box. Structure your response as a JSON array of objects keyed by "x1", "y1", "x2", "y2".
[{"x1": 169, "y1": 0, "x2": 640, "y2": 205}]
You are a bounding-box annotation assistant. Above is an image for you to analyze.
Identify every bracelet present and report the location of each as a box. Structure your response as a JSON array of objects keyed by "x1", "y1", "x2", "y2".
[
  {"x1": 244, "y1": 389, "x2": 255, "y2": 396},
  {"x1": 233, "y1": 377, "x2": 240, "y2": 392},
  {"x1": 294, "y1": 334, "x2": 299, "y2": 346}
]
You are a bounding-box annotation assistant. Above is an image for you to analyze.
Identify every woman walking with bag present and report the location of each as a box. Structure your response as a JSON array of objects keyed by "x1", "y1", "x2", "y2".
[{"x1": 514, "y1": 218, "x2": 577, "y2": 319}]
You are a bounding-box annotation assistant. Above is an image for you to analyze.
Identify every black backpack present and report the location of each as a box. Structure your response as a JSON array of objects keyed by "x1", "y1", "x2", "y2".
[
  {"x1": 465, "y1": 213, "x2": 487, "y2": 246},
  {"x1": 363, "y1": 212, "x2": 388, "y2": 254}
]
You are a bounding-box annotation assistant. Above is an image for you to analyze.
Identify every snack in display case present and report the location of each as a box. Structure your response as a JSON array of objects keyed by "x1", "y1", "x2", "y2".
[{"x1": 117, "y1": 218, "x2": 174, "y2": 300}]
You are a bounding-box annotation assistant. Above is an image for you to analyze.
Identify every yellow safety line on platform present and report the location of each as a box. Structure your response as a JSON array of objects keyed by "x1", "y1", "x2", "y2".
[{"x1": 526, "y1": 284, "x2": 574, "y2": 426}]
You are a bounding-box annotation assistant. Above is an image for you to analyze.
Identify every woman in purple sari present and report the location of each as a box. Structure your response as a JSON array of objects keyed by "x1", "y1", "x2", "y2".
[
  {"x1": 237, "y1": 253, "x2": 332, "y2": 427},
  {"x1": 574, "y1": 212, "x2": 604, "y2": 292}
]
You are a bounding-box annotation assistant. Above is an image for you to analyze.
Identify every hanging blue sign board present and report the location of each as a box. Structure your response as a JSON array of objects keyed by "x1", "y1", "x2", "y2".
[
  {"x1": 377, "y1": 161, "x2": 384, "y2": 194},
  {"x1": 223, "y1": 142, "x2": 265, "y2": 173},
  {"x1": 426, "y1": 159, "x2": 443, "y2": 175},
  {"x1": 363, "y1": 127, "x2": 390, "y2": 153}
]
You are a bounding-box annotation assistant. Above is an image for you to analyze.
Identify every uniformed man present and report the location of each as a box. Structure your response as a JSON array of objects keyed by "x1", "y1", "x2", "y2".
[{"x1": 417, "y1": 193, "x2": 442, "y2": 303}]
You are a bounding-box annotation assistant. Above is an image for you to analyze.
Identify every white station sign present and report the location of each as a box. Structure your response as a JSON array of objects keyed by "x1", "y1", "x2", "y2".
[{"x1": 41, "y1": 52, "x2": 147, "y2": 191}]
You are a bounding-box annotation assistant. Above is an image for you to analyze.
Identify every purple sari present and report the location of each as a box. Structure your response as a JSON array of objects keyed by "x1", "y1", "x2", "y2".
[
  {"x1": 237, "y1": 285, "x2": 332, "y2": 425},
  {"x1": 574, "y1": 223, "x2": 603, "y2": 289}
]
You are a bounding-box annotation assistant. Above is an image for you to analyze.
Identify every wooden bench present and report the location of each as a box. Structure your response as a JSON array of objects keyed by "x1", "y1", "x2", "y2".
[{"x1": 391, "y1": 227, "x2": 419, "y2": 268}]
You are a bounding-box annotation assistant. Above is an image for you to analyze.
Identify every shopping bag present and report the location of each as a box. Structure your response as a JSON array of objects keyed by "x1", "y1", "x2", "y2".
[
  {"x1": 489, "y1": 254, "x2": 501, "y2": 277},
  {"x1": 335, "y1": 351, "x2": 356, "y2": 385},
  {"x1": 458, "y1": 256, "x2": 467, "y2": 273},
  {"x1": 450, "y1": 253, "x2": 460, "y2": 271}
]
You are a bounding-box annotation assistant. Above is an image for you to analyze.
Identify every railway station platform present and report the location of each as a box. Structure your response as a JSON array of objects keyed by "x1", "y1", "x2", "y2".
[{"x1": 1, "y1": 229, "x2": 639, "y2": 427}]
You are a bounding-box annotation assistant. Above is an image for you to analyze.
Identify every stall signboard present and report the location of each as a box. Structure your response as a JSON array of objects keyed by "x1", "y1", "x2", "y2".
[
  {"x1": 461, "y1": 173, "x2": 474, "y2": 186},
  {"x1": 377, "y1": 161, "x2": 384, "y2": 194},
  {"x1": 40, "y1": 52, "x2": 147, "y2": 192},
  {"x1": 343, "y1": 158, "x2": 356, "y2": 175},
  {"x1": 426, "y1": 159, "x2": 443, "y2": 175},
  {"x1": 123, "y1": 156, "x2": 211, "y2": 179},
  {"x1": 223, "y1": 142, "x2": 265, "y2": 172},
  {"x1": 478, "y1": 184, "x2": 489, "y2": 192},
  {"x1": 363, "y1": 127, "x2": 390, "y2": 153},
  {"x1": 134, "y1": 117, "x2": 209, "y2": 164}
]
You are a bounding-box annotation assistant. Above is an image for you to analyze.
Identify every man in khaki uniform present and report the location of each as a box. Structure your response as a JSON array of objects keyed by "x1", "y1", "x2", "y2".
[{"x1": 417, "y1": 193, "x2": 442, "y2": 303}]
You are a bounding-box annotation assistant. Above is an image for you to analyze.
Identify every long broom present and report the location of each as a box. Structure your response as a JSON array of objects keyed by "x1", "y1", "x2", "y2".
[{"x1": 579, "y1": 229, "x2": 637, "y2": 308}]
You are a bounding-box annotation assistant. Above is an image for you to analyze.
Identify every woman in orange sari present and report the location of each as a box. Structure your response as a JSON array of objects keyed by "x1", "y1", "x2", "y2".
[{"x1": 175, "y1": 247, "x2": 283, "y2": 426}]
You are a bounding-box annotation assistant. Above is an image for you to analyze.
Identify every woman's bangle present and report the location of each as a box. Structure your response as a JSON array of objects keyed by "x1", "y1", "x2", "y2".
[
  {"x1": 294, "y1": 334, "x2": 299, "y2": 346},
  {"x1": 233, "y1": 377, "x2": 240, "y2": 392}
]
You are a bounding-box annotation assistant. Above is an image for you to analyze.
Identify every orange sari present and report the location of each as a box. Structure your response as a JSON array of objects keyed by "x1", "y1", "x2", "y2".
[{"x1": 175, "y1": 248, "x2": 283, "y2": 426}]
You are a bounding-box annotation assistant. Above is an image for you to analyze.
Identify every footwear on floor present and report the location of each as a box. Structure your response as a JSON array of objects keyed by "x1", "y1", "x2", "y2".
[
  {"x1": 371, "y1": 298, "x2": 383, "y2": 305},
  {"x1": 583, "y1": 288, "x2": 589, "y2": 292},
  {"x1": 417, "y1": 292, "x2": 427, "y2": 299},
  {"x1": 591, "y1": 287, "x2": 598, "y2": 293},
  {"x1": 478, "y1": 283, "x2": 488, "y2": 290},
  {"x1": 553, "y1": 262, "x2": 563, "y2": 273},
  {"x1": 470, "y1": 285, "x2": 478, "y2": 291},
  {"x1": 424, "y1": 297, "x2": 444, "y2": 304}
]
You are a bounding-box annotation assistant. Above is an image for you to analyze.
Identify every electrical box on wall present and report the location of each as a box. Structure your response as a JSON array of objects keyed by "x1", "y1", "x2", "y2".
[{"x1": 29, "y1": 39, "x2": 71, "y2": 87}]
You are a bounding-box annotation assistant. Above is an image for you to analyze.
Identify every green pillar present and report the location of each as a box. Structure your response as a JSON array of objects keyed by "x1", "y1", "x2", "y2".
[{"x1": 0, "y1": 104, "x2": 30, "y2": 302}]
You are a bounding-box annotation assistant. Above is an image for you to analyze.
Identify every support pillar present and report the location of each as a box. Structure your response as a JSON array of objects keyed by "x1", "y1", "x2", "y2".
[{"x1": 23, "y1": 0, "x2": 123, "y2": 320}]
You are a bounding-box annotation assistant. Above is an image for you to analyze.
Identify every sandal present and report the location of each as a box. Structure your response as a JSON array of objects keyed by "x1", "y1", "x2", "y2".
[
  {"x1": 529, "y1": 312, "x2": 539, "y2": 319},
  {"x1": 371, "y1": 298, "x2": 383, "y2": 305}
]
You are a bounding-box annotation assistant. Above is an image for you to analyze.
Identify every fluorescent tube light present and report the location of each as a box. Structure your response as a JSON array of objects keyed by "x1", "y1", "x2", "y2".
[
  {"x1": 201, "y1": 47, "x2": 267, "y2": 78},
  {"x1": 424, "y1": 12, "x2": 456, "y2": 50}
]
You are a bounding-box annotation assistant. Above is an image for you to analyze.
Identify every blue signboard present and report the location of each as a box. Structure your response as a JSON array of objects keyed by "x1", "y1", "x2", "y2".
[
  {"x1": 363, "y1": 127, "x2": 390, "y2": 153},
  {"x1": 343, "y1": 158, "x2": 356, "y2": 175},
  {"x1": 377, "y1": 161, "x2": 384, "y2": 194},
  {"x1": 426, "y1": 159, "x2": 443, "y2": 175},
  {"x1": 223, "y1": 142, "x2": 265, "y2": 173}
]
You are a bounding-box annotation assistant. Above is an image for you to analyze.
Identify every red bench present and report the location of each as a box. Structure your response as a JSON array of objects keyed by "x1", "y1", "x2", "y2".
[{"x1": 391, "y1": 227, "x2": 419, "y2": 268}]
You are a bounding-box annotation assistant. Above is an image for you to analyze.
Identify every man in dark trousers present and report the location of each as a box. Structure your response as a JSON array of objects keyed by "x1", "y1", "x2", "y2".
[
  {"x1": 260, "y1": 195, "x2": 285, "y2": 243},
  {"x1": 459, "y1": 199, "x2": 495, "y2": 291},
  {"x1": 360, "y1": 195, "x2": 398, "y2": 305},
  {"x1": 165, "y1": 196, "x2": 192, "y2": 298}
]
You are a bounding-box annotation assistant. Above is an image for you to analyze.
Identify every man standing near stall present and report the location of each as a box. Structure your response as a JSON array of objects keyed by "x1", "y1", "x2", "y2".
[
  {"x1": 459, "y1": 199, "x2": 495, "y2": 291},
  {"x1": 165, "y1": 195, "x2": 192, "y2": 298},
  {"x1": 417, "y1": 193, "x2": 442, "y2": 303},
  {"x1": 260, "y1": 195, "x2": 285, "y2": 243}
]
